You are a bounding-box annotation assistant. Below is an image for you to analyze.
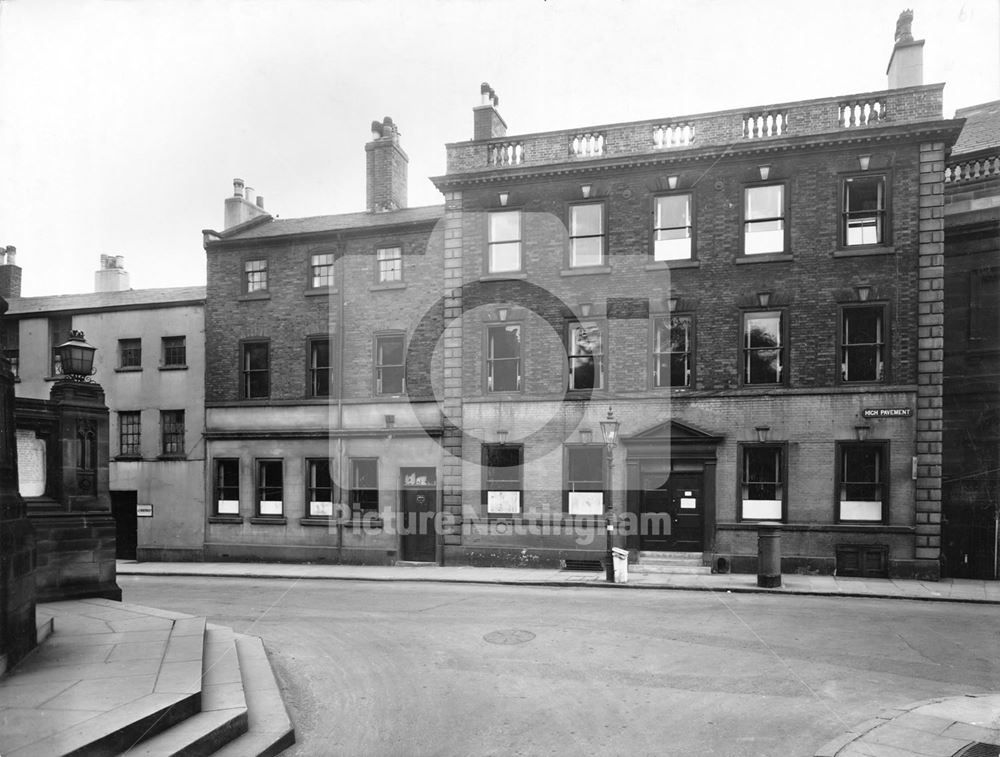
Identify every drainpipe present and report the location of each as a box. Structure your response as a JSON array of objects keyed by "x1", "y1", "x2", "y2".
[{"x1": 336, "y1": 234, "x2": 345, "y2": 558}]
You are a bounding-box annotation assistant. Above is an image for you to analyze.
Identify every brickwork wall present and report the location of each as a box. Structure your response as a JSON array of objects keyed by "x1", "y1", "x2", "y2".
[
  {"x1": 456, "y1": 145, "x2": 922, "y2": 397},
  {"x1": 205, "y1": 222, "x2": 441, "y2": 404}
]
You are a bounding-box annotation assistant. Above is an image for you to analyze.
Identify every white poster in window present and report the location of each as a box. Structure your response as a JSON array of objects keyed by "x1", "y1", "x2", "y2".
[
  {"x1": 217, "y1": 499, "x2": 239, "y2": 515},
  {"x1": 680, "y1": 497, "x2": 697, "y2": 509},
  {"x1": 259, "y1": 500, "x2": 283, "y2": 516},
  {"x1": 840, "y1": 500, "x2": 881, "y2": 521},
  {"x1": 742, "y1": 499, "x2": 782, "y2": 520},
  {"x1": 569, "y1": 492, "x2": 604, "y2": 515},
  {"x1": 488, "y1": 491, "x2": 520, "y2": 514},
  {"x1": 310, "y1": 501, "x2": 333, "y2": 517},
  {"x1": 16, "y1": 430, "x2": 45, "y2": 498}
]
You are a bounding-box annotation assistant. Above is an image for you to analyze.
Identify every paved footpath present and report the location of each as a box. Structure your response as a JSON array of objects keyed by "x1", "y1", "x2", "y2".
[
  {"x1": 117, "y1": 561, "x2": 1000, "y2": 757},
  {"x1": 117, "y1": 559, "x2": 1000, "y2": 604}
]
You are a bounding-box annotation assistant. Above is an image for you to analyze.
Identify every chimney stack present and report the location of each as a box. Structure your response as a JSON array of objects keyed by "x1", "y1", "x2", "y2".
[
  {"x1": 95, "y1": 254, "x2": 130, "y2": 292},
  {"x1": 224, "y1": 177, "x2": 270, "y2": 229},
  {"x1": 886, "y1": 9, "x2": 924, "y2": 89},
  {"x1": 365, "y1": 116, "x2": 408, "y2": 213},
  {"x1": 474, "y1": 82, "x2": 507, "y2": 141},
  {"x1": 0, "y1": 245, "x2": 21, "y2": 298}
]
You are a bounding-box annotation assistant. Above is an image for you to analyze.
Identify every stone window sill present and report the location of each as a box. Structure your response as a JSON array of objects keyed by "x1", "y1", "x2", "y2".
[
  {"x1": 480, "y1": 272, "x2": 528, "y2": 281},
  {"x1": 158, "y1": 365, "x2": 188, "y2": 371},
  {"x1": 305, "y1": 287, "x2": 338, "y2": 297},
  {"x1": 115, "y1": 367, "x2": 143, "y2": 373},
  {"x1": 370, "y1": 282, "x2": 406, "y2": 291},
  {"x1": 834, "y1": 246, "x2": 894, "y2": 258},
  {"x1": 208, "y1": 515, "x2": 244, "y2": 524},
  {"x1": 734, "y1": 253, "x2": 793, "y2": 265},
  {"x1": 644, "y1": 260, "x2": 700, "y2": 271},
  {"x1": 560, "y1": 266, "x2": 611, "y2": 277},
  {"x1": 250, "y1": 516, "x2": 287, "y2": 525}
]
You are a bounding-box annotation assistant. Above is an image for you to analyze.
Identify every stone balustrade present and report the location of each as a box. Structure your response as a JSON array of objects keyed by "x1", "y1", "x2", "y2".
[
  {"x1": 945, "y1": 153, "x2": 1000, "y2": 183},
  {"x1": 445, "y1": 84, "x2": 944, "y2": 174}
]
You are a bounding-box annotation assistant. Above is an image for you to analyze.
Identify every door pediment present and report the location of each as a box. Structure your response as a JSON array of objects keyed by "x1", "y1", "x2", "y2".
[{"x1": 622, "y1": 420, "x2": 723, "y2": 445}]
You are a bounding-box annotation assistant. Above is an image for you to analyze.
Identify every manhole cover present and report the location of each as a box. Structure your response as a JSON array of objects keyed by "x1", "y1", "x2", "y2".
[{"x1": 483, "y1": 629, "x2": 535, "y2": 645}]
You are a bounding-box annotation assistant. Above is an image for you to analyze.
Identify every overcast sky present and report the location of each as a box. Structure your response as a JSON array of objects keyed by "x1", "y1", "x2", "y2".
[{"x1": 1, "y1": 0, "x2": 997, "y2": 297}]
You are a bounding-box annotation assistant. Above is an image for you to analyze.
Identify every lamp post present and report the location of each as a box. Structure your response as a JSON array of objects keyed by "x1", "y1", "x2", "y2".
[
  {"x1": 55, "y1": 330, "x2": 97, "y2": 381},
  {"x1": 599, "y1": 407, "x2": 620, "y2": 583}
]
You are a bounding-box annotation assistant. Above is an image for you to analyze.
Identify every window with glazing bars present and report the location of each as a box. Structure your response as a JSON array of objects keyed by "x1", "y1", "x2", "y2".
[
  {"x1": 307, "y1": 459, "x2": 334, "y2": 517},
  {"x1": 482, "y1": 444, "x2": 523, "y2": 516},
  {"x1": 744, "y1": 185, "x2": 785, "y2": 254},
  {"x1": 568, "y1": 321, "x2": 603, "y2": 390},
  {"x1": 653, "y1": 316, "x2": 691, "y2": 387},
  {"x1": 350, "y1": 458, "x2": 379, "y2": 514},
  {"x1": 214, "y1": 459, "x2": 240, "y2": 514},
  {"x1": 119, "y1": 339, "x2": 141, "y2": 369},
  {"x1": 569, "y1": 204, "x2": 604, "y2": 267},
  {"x1": 245, "y1": 259, "x2": 268, "y2": 292},
  {"x1": 565, "y1": 446, "x2": 605, "y2": 515},
  {"x1": 376, "y1": 247, "x2": 402, "y2": 282},
  {"x1": 309, "y1": 338, "x2": 332, "y2": 397},
  {"x1": 837, "y1": 443, "x2": 885, "y2": 522},
  {"x1": 311, "y1": 253, "x2": 334, "y2": 288},
  {"x1": 842, "y1": 307, "x2": 884, "y2": 382},
  {"x1": 653, "y1": 194, "x2": 692, "y2": 260},
  {"x1": 843, "y1": 176, "x2": 885, "y2": 246},
  {"x1": 375, "y1": 334, "x2": 404, "y2": 395},
  {"x1": 741, "y1": 445, "x2": 783, "y2": 521},
  {"x1": 162, "y1": 336, "x2": 186, "y2": 367},
  {"x1": 487, "y1": 324, "x2": 521, "y2": 392},
  {"x1": 743, "y1": 312, "x2": 783, "y2": 384},
  {"x1": 488, "y1": 211, "x2": 521, "y2": 273},
  {"x1": 242, "y1": 341, "x2": 269, "y2": 398},
  {"x1": 118, "y1": 411, "x2": 141, "y2": 457},
  {"x1": 160, "y1": 410, "x2": 184, "y2": 456},
  {"x1": 256, "y1": 459, "x2": 283, "y2": 516}
]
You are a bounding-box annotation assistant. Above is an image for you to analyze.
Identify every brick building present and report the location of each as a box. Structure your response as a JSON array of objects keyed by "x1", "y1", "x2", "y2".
[
  {"x1": 942, "y1": 100, "x2": 1000, "y2": 579},
  {"x1": 0, "y1": 253, "x2": 206, "y2": 562},
  {"x1": 202, "y1": 15, "x2": 962, "y2": 578}
]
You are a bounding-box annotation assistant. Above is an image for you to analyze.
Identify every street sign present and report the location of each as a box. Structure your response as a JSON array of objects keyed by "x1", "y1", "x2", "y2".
[
  {"x1": 137, "y1": 504, "x2": 153, "y2": 517},
  {"x1": 862, "y1": 408, "x2": 913, "y2": 418}
]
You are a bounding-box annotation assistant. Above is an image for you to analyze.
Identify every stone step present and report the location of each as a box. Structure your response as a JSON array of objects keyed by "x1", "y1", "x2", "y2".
[
  {"x1": 6, "y1": 610, "x2": 206, "y2": 757},
  {"x1": 209, "y1": 634, "x2": 295, "y2": 757},
  {"x1": 631, "y1": 564, "x2": 713, "y2": 575},
  {"x1": 127, "y1": 624, "x2": 249, "y2": 756},
  {"x1": 638, "y1": 551, "x2": 703, "y2": 560}
]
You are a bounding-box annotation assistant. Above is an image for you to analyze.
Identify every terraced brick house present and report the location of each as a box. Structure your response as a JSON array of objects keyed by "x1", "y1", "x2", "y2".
[{"x1": 201, "y1": 13, "x2": 962, "y2": 578}]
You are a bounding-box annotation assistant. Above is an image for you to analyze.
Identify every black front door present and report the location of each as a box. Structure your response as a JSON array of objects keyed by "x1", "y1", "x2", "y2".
[
  {"x1": 401, "y1": 489, "x2": 436, "y2": 562},
  {"x1": 111, "y1": 490, "x2": 138, "y2": 560},
  {"x1": 640, "y1": 473, "x2": 703, "y2": 551}
]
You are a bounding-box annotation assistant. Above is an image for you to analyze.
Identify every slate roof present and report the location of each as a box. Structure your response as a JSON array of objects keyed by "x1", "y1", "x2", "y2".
[
  {"x1": 952, "y1": 100, "x2": 1000, "y2": 156},
  {"x1": 5, "y1": 286, "x2": 206, "y2": 316},
  {"x1": 220, "y1": 204, "x2": 445, "y2": 240}
]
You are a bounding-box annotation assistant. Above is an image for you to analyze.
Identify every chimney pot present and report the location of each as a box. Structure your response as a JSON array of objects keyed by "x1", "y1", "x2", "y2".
[
  {"x1": 886, "y1": 9, "x2": 924, "y2": 89},
  {"x1": 256, "y1": 195, "x2": 264, "y2": 208},
  {"x1": 894, "y1": 9, "x2": 914, "y2": 44},
  {"x1": 473, "y1": 83, "x2": 507, "y2": 141},
  {"x1": 233, "y1": 178, "x2": 245, "y2": 198}
]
